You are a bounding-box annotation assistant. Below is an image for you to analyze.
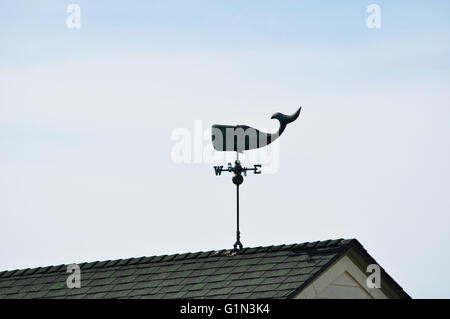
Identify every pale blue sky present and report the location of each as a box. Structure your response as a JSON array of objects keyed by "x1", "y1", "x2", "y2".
[{"x1": 1, "y1": 1, "x2": 450, "y2": 298}]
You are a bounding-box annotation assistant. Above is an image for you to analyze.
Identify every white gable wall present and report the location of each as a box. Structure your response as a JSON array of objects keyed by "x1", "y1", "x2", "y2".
[{"x1": 294, "y1": 255, "x2": 388, "y2": 299}]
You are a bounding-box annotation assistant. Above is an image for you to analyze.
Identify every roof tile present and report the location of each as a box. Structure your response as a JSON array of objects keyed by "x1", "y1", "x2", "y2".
[
  {"x1": 0, "y1": 238, "x2": 360, "y2": 299},
  {"x1": 128, "y1": 257, "x2": 144, "y2": 266},
  {"x1": 82, "y1": 262, "x2": 97, "y2": 270},
  {"x1": 267, "y1": 245, "x2": 284, "y2": 252}
]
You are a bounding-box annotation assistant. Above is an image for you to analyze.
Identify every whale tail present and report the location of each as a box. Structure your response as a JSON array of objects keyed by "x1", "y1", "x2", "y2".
[{"x1": 271, "y1": 107, "x2": 301, "y2": 135}]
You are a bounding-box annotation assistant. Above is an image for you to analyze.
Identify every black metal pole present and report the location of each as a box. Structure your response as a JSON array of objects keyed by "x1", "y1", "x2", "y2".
[
  {"x1": 236, "y1": 151, "x2": 239, "y2": 242},
  {"x1": 236, "y1": 183, "x2": 240, "y2": 247},
  {"x1": 233, "y1": 152, "x2": 243, "y2": 252}
]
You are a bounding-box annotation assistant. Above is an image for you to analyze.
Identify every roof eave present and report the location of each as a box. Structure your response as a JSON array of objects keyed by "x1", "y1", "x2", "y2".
[{"x1": 286, "y1": 239, "x2": 411, "y2": 299}]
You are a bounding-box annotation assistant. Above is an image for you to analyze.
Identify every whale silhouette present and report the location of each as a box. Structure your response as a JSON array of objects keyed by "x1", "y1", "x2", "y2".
[{"x1": 212, "y1": 107, "x2": 301, "y2": 153}]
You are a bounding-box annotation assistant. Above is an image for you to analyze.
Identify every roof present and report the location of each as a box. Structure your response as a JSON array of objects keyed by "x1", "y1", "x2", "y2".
[{"x1": 0, "y1": 238, "x2": 409, "y2": 299}]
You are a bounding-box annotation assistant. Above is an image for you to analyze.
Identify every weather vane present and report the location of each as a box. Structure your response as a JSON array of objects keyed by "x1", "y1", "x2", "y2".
[{"x1": 211, "y1": 107, "x2": 301, "y2": 252}]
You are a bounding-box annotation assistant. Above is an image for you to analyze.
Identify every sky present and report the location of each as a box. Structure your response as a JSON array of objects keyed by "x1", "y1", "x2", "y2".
[{"x1": 1, "y1": 0, "x2": 450, "y2": 298}]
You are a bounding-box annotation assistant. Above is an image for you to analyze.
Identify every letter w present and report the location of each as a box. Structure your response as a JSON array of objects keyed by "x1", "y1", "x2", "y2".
[{"x1": 214, "y1": 166, "x2": 223, "y2": 176}]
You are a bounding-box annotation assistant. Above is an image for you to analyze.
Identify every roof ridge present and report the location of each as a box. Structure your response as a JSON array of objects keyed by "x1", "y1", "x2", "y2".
[{"x1": 0, "y1": 238, "x2": 352, "y2": 279}]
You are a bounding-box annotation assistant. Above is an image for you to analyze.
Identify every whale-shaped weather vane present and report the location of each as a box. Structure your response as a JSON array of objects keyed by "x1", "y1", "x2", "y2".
[
  {"x1": 212, "y1": 107, "x2": 301, "y2": 153},
  {"x1": 211, "y1": 107, "x2": 302, "y2": 253}
]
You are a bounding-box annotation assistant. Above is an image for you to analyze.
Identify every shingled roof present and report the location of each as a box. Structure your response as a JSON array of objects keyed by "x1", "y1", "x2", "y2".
[{"x1": 0, "y1": 238, "x2": 408, "y2": 299}]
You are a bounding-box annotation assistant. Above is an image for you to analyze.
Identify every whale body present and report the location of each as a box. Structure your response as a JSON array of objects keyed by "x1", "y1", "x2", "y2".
[{"x1": 211, "y1": 107, "x2": 301, "y2": 152}]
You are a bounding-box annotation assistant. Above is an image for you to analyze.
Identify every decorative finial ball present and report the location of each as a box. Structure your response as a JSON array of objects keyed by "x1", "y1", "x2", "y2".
[{"x1": 232, "y1": 174, "x2": 244, "y2": 185}]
